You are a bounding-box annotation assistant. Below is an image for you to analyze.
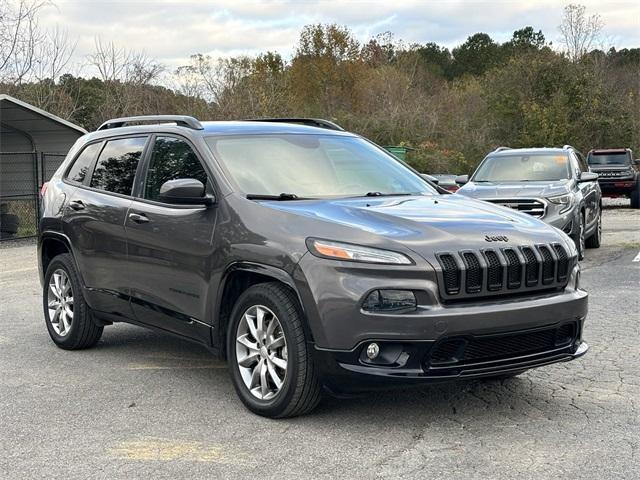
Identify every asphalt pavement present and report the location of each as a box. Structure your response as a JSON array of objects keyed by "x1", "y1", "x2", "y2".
[{"x1": 1, "y1": 198, "x2": 638, "y2": 479}]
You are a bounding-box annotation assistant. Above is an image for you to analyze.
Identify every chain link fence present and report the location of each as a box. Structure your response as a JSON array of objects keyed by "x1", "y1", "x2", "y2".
[{"x1": 0, "y1": 151, "x2": 67, "y2": 240}]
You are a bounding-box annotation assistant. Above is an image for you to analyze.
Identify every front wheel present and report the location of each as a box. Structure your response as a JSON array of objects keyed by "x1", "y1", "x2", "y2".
[
  {"x1": 227, "y1": 282, "x2": 321, "y2": 418},
  {"x1": 631, "y1": 185, "x2": 640, "y2": 209},
  {"x1": 585, "y1": 210, "x2": 602, "y2": 248},
  {"x1": 573, "y1": 213, "x2": 586, "y2": 260}
]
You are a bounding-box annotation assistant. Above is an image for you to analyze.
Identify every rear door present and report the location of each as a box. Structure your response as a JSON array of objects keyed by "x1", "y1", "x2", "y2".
[
  {"x1": 124, "y1": 135, "x2": 217, "y2": 342},
  {"x1": 62, "y1": 135, "x2": 149, "y2": 315}
]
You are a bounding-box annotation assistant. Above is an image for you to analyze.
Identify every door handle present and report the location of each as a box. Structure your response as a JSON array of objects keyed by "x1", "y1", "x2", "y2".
[
  {"x1": 69, "y1": 200, "x2": 85, "y2": 211},
  {"x1": 128, "y1": 212, "x2": 150, "y2": 224}
]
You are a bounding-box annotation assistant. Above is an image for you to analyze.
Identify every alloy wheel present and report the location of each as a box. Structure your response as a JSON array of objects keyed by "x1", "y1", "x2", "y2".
[
  {"x1": 47, "y1": 269, "x2": 74, "y2": 336},
  {"x1": 235, "y1": 305, "x2": 288, "y2": 400}
]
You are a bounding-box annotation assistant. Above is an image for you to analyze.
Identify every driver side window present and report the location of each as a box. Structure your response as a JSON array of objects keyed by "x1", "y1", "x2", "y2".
[{"x1": 143, "y1": 136, "x2": 208, "y2": 202}]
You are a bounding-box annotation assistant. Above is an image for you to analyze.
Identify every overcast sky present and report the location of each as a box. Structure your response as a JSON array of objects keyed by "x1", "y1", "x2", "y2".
[{"x1": 38, "y1": 0, "x2": 640, "y2": 74}]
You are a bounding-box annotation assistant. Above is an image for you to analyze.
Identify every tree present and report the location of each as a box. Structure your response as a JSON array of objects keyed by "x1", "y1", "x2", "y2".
[
  {"x1": 559, "y1": 4, "x2": 603, "y2": 61},
  {"x1": 289, "y1": 24, "x2": 362, "y2": 116},
  {"x1": 415, "y1": 42, "x2": 451, "y2": 76},
  {"x1": 450, "y1": 33, "x2": 502, "y2": 78}
]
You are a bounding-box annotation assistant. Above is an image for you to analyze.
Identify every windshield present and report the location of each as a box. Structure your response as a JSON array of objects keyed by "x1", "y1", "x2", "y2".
[
  {"x1": 473, "y1": 154, "x2": 571, "y2": 182},
  {"x1": 204, "y1": 134, "x2": 436, "y2": 198},
  {"x1": 587, "y1": 152, "x2": 630, "y2": 166}
]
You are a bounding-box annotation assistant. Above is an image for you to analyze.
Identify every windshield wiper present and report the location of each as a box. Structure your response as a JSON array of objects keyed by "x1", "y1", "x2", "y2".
[
  {"x1": 363, "y1": 192, "x2": 414, "y2": 197},
  {"x1": 246, "y1": 193, "x2": 304, "y2": 201}
]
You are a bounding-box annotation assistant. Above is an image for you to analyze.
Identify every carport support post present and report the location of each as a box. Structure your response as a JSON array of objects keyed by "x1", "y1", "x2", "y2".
[{"x1": 35, "y1": 151, "x2": 41, "y2": 232}]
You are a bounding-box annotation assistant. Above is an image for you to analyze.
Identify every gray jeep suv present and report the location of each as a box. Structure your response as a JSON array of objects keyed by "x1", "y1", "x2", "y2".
[
  {"x1": 38, "y1": 117, "x2": 588, "y2": 417},
  {"x1": 456, "y1": 146, "x2": 602, "y2": 260}
]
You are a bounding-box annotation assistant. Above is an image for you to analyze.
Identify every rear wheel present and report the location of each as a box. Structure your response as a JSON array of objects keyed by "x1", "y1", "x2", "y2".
[
  {"x1": 43, "y1": 254, "x2": 103, "y2": 349},
  {"x1": 227, "y1": 282, "x2": 321, "y2": 418},
  {"x1": 585, "y1": 209, "x2": 602, "y2": 248}
]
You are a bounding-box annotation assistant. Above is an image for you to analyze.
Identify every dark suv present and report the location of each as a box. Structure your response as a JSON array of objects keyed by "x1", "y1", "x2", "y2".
[
  {"x1": 39, "y1": 116, "x2": 588, "y2": 418},
  {"x1": 587, "y1": 148, "x2": 640, "y2": 208}
]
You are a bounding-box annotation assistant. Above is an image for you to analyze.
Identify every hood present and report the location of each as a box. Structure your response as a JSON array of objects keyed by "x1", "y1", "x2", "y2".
[
  {"x1": 457, "y1": 180, "x2": 570, "y2": 199},
  {"x1": 263, "y1": 194, "x2": 569, "y2": 255}
]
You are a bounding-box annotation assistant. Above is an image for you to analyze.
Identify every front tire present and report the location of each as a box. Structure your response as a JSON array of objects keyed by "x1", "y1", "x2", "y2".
[
  {"x1": 573, "y1": 213, "x2": 586, "y2": 260},
  {"x1": 631, "y1": 185, "x2": 640, "y2": 209},
  {"x1": 585, "y1": 209, "x2": 602, "y2": 248},
  {"x1": 227, "y1": 282, "x2": 321, "y2": 418},
  {"x1": 43, "y1": 254, "x2": 103, "y2": 350}
]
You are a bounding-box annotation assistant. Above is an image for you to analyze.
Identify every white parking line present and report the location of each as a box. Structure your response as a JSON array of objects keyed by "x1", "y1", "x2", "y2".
[{"x1": 633, "y1": 251, "x2": 640, "y2": 263}]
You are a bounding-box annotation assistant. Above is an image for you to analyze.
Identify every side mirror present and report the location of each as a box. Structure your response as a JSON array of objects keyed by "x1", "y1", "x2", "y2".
[
  {"x1": 158, "y1": 178, "x2": 213, "y2": 205},
  {"x1": 578, "y1": 171, "x2": 598, "y2": 183},
  {"x1": 421, "y1": 173, "x2": 439, "y2": 185},
  {"x1": 455, "y1": 175, "x2": 469, "y2": 185},
  {"x1": 634, "y1": 159, "x2": 640, "y2": 165}
]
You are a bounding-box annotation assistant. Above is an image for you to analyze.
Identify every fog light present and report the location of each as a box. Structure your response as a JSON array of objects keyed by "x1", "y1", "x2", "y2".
[
  {"x1": 366, "y1": 343, "x2": 380, "y2": 359},
  {"x1": 362, "y1": 289, "x2": 417, "y2": 312}
]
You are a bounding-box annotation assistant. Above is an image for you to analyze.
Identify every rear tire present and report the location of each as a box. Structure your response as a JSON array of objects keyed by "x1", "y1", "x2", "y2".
[
  {"x1": 585, "y1": 210, "x2": 602, "y2": 248},
  {"x1": 43, "y1": 253, "x2": 103, "y2": 350},
  {"x1": 227, "y1": 282, "x2": 321, "y2": 418}
]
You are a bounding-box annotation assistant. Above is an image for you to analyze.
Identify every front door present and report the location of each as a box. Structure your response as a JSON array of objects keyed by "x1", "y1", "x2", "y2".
[{"x1": 124, "y1": 135, "x2": 217, "y2": 342}]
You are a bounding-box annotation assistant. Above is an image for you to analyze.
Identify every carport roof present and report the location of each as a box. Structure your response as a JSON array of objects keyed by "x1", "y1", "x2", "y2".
[{"x1": 0, "y1": 94, "x2": 87, "y2": 136}]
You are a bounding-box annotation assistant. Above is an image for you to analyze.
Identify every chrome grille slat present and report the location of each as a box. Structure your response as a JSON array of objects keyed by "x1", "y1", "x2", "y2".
[
  {"x1": 483, "y1": 198, "x2": 546, "y2": 218},
  {"x1": 436, "y1": 243, "x2": 573, "y2": 300}
]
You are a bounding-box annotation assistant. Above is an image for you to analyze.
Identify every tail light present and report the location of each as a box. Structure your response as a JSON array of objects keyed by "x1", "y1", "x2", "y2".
[{"x1": 40, "y1": 182, "x2": 48, "y2": 197}]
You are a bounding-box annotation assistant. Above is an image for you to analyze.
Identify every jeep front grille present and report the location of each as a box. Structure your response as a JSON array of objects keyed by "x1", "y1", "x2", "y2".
[
  {"x1": 483, "y1": 198, "x2": 546, "y2": 218},
  {"x1": 435, "y1": 243, "x2": 574, "y2": 300}
]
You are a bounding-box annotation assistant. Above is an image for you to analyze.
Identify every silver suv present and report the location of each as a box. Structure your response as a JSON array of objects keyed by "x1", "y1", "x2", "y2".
[{"x1": 456, "y1": 146, "x2": 601, "y2": 259}]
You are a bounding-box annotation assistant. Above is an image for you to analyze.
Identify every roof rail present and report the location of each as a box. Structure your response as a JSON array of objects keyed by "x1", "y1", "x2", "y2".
[
  {"x1": 562, "y1": 144, "x2": 575, "y2": 150},
  {"x1": 97, "y1": 115, "x2": 204, "y2": 131},
  {"x1": 494, "y1": 146, "x2": 511, "y2": 152},
  {"x1": 244, "y1": 118, "x2": 344, "y2": 131}
]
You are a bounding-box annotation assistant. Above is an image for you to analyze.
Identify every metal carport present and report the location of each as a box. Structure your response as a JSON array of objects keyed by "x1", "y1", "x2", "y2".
[{"x1": 0, "y1": 94, "x2": 86, "y2": 239}]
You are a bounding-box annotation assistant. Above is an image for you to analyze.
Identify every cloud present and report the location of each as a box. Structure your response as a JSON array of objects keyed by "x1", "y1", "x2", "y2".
[{"x1": 37, "y1": 0, "x2": 640, "y2": 74}]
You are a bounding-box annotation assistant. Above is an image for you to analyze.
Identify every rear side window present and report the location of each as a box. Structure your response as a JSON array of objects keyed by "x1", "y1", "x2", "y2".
[
  {"x1": 143, "y1": 136, "x2": 208, "y2": 202},
  {"x1": 66, "y1": 143, "x2": 101, "y2": 184},
  {"x1": 90, "y1": 137, "x2": 147, "y2": 195}
]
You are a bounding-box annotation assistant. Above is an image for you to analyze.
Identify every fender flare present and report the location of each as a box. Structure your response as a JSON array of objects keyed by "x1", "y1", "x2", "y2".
[
  {"x1": 39, "y1": 231, "x2": 84, "y2": 286},
  {"x1": 212, "y1": 261, "x2": 308, "y2": 351}
]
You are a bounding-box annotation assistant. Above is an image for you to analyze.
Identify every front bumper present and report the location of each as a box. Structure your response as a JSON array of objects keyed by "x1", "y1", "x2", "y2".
[
  {"x1": 315, "y1": 325, "x2": 588, "y2": 392},
  {"x1": 597, "y1": 178, "x2": 637, "y2": 196},
  {"x1": 295, "y1": 251, "x2": 587, "y2": 390}
]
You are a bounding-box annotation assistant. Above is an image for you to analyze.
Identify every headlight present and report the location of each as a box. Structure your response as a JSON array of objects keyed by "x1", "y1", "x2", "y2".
[
  {"x1": 307, "y1": 239, "x2": 413, "y2": 265},
  {"x1": 548, "y1": 193, "x2": 573, "y2": 213},
  {"x1": 548, "y1": 193, "x2": 572, "y2": 205}
]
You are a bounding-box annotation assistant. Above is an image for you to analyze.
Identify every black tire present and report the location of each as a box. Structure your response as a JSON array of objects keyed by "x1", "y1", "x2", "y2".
[
  {"x1": 573, "y1": 213, "x2": 585, "y2": 260},
  {"x1": 226, "y1": 282, "x2": 321, "y2": 418},
  {"x1": 631, "y1": 186, "x2": 640, "y2": 209},
  {"x1": 43, "y1": 253, "x2": 103, "y2": 350},
  {"x1": 585, "y1": 209, "x2": 602, "y2": 249}
]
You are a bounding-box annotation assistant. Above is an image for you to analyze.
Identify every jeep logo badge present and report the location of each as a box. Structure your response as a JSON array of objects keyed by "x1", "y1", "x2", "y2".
[{"x1": 485, "y1": 235, "x2": 509, "y2": 242}]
